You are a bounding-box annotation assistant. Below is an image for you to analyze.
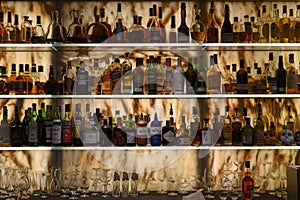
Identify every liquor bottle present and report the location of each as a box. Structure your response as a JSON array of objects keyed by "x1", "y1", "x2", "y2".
[
  {"x1": 62, "y1": 61, "x2": 75, "y2": 95},
  {"x1": 136, "y1": 113, "x2": 148, "y2": 146},
  {"x1": 207, "y1": 54, "x2": 221, "y2": 94},
  {"x1": 44, "y1": 65, "x2": 57, "y2": 95},
  {"x1": 113, "y1": 117, "x2": 126, "y2": 146},
  {"x1": 251, "y1": 17, "x2": 259, "y2": 43},
  {"x1": 122, "y1": 52, "x2": 132, "y2": 94},
  {"x1": 62, "y1": 104, "x2": 72, "y2": 146},
  {"x1": 24, "y1": 64, "x2": 33, "y2": 94},
  {"x1": 174, "y1": 58, "x2": 185, "y2": 94},
  {"x1": 75, "y1": 61, "x2": 90, "y2": 95},
  {"x1": 132, "y1": 58, "x2": 144, "y2": 94},
  {"x1": 242, "y1": 161, "x2": 254, "y2": 200},
  {"x1": 124, "y1": 114, "x2": 136, "y2": 146},
  {"x1": 254, "y1": 68, "x2": 267, "y2": 94},
  {"x1": 222, "y1": 106, "x2": 232, "y2": 146},
  {"x1": 285, "y1": 105, "x2": 295, "y2": 135},
  {"x1": 190, "y1": 6, "x2": 206, "y2": 43},
  {"x1": 242, "y1": 15, "x2": 252, "y2": 42},
  {"x1": 100, "y1": 59, "x2": 112, "y2": 95},
  {"x1": 223, "y1": 64, "x2": 235, "y2": 94},
  {"x1": 158, "y1": 7, "x2": 166, "y2": 43},
  {"x1": 169, "y1": 16, "x2": 177, "y2": 43},
  {"x1": 162, "y1": 120, "x2": 175, "y2": 146},
  {"x1": 72, "y1": 103, "x2": 83, "y2": 146},
  {"x1": 15, "y1": 64, "x2": 26, "y2": 95},
  {"x1": 207, "y1": 1, "x2": 219, "y2": 43},
  {"x1": 128, "y1": 15, "x2": 147, "y2": 43},
  {"x1": 295, "y1": 5, "x2": 300, "y2": 42},
  {"x1": 0, "y1": 66, "x2": 8, "y2": 94},
  {"x1": 0, "y1": 12, "x2": 3, "y2": 43},
  {"x1": 111, "y1": 58, "x2": 122, "y2": 94},
  {"x1": 190, "y1": 106, "x2": 201, "y2": 146},
  {"x1": 253, "y1": 102, "x2": 265, "y2": 146},
  {"x1": 37, "y1": 110, "x2": 44, "y2": 146},
  {"x1": 185, "y1": 58, "x2": 196, "y2": 94},
  {"x1": 87, "y1": 14, "x2": 109, "y2": 43},
  {"x1": 23, "y1": 108, "x2": 31, "y2": 145},
  {"x1": 177, "y1": 2, "x2": 189, "y2": 43},
  {"x1": 114, "y1": 3, "x2": 127, "y2": 32},
  {"x1": 32, "y1": 16, "x2": 46, "y2": 43},
  {"x1": 66, "y1": 9, "x2": 87, "y2": 43},
  {"x1": 30, "y1": 64, "x2": 39, "y2": 94},
  {"x1": 52, "y1": 106, "x2": 62, "y2": 146},
  {"x1": 201, "y1": 118, "x2": 211, "y2": 146},
  {"x1": 233, "y1": 17, "x2": 241, "y2": 43},
  {"x1": 148, "y1": 5, "x2": 160, "y2": 43},
  {"x1": 113, "y1": 19, "x2": 126, "y2": 43},
  {"x1": 99, "y1": 118, "x2": 112, "y2": 146},
  {"x1": 276, "y1": 55, "x2": 287, "y2": 94},
  {"x1": 83, "y1": 109, "x2": 98, "y2": 146},
  {"x1": 147, "y1": 55, "x2": 157, "y2": 94},
  {"x1": 221, "y1": 4, "x2": 233, "y2": 43},
  {"x1": 43, "y1": 105, "x2": 53, "y2": 146},
  {"x1": 280, "y1": 5, "x2": 290, "y2": 43},
  {"x1": 28, "y1": 103, "x2": 39, "y2": 146},
  {"x1": 164, "y1": 58, "x2": 174, "y2": 94},
  {"x1": 267, "y1": 53, "x2": 277, "y2": 94},
  {"x1": 195, "y1": 56, "x2": 207, "y2": 94},
  {"x1": 271, "y1": 4, "x2": 280, "y2": 43},
  {"x1": 176, "y1": 116, "x2": 190, "y2": 146},
  {"x1": 232, "y1": 108, "x2": 242, "y2": 146},
  {"x1": 21, "y1": 16, "x2": 32, "y2": 43},
  {"x1": 36, "y1": 65, "x2": 46, "y2": 94},
  {"x1": 261, "y1": 5, "x2": 270, "y2": 43},
  {"x1": 212, "y1": 108, "x2": 223, "y2": 145},
  {"x1": 156, "y1": 56, "x2": 164, "y2": 95},
  {"x1": 150, "y1": 113, "x2": 162, "y2": 146},
  {"x1": 241, "y1": 117, "x2": 255, "y2": 146},
  {"x1": 40, "y1": 102, "x2": 47, "y2": 120},
  {"x1": 46, "y1": 10, "x2": 65, "y2": 43},
  {"x1": 287, "y1": 54, "x2": 298, "y2": 94},
  {"x1": 10, "y1": 106, "x2": 23, "y2": 147},
  {"x1": 8, "y1": 63, "x2": 17, "y2": 94},
  {"x1": 236, "y1": 59, "x2": 248, "y2": 94},
  {"x1": 100, "y1": 8, "x2": 113, "y2": 38},
  {"x1": 3, "y1": 11, "x2": 15, "y2": 43},
  {"x1": 0, "y1": 106, "x2": 10, "y2": 146}
]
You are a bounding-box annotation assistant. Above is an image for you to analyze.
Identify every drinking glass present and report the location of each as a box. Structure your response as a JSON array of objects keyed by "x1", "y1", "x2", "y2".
[
  {"x1": 253, "y1": 171, "x2": 261, "y2": 197},
  {"x1": 217, "y1": 190, "x2": 230, "y2": 200},
  {"x1": 69, "y1": 171, "x2": 81, "y2": 199},
  {"x1": 179, "y1": 177, "x2": 190, "y2": 194},
  {"x1": 139, "y1": 172, "x2": 149, "y2": 194},
  {"x1": 190, "y1": 175, "x2": 203, "y2": 192},
  {"x1": 99, "y1": 168, "x2": 112, "y2": 198},
  {"x1": 203, "y1": 169, "x2": 216, "y2": 199},
  {"x1": 89, "y1": 168, "x2": 100, "y2": 196},
  {"x1": 167, "y1": 168, "x2": 178, "y2": 196},
  {"x1": 156, "y1": 170, "x2": 167, "y2": 194},
  {"x1": 80, "y1": 172, "x2": 90, "y2": 197},
  {"x1": 4, "y1": 167, "x2": 18, "y2": 200},
  {"x1": 60, "y1": 172, "x2": 70, "y2": 198},
  {"x1": 18, "y1": 167, "x2": 31, "y2": 199}
]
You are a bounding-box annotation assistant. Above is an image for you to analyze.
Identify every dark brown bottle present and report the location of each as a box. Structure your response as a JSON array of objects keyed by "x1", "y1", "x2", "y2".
[
  {"x1": 236, "y1": 59, "x2": 248, "y2": 94},
  {"x1": 44, "y1": 65, "x2": 57, "y2": 95},
  {"x1": 177, "y1": 2, "x2": 189, "y2": 43},
  {"x1": 113, "y1": 117, "x2": 126, "y2": 146},
  {"x1": 136, "y1": 113, "x2": 148, "y2": 146},
  {"x1": 162, "y1": 120, "x2": 175, "y2": 146}
]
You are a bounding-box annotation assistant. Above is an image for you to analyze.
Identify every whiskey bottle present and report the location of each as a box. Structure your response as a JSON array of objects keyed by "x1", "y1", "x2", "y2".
[
  {"x1": 136, "y1": 113, "x2": 148, "y2": 146},
  {"x1": 31, "y1": 64, "x2": 39, "y2": 94},
  {"x1": 100, "y1": 59, "x2": 112, "y2": 95},
  {"x1": 174, "y1": 58, "x2": 185, "y2": 94},
  {"x1": 66, "y1": 9, "x2": 87, "y2": 43},
  {"x1": 233, "y1": 17, "x2": 241, "y2": 43},
  {"x1": 164, "y1": 58, "x2": 174, "y2": 94},
  {"x1": 52, "y1": 106, "x2": 62, "y2": 146},
  {"x1": 201, "y1": 118, "x2": 211, "y2": 146},
  {"x1": 24, "y1": 64, "x2": 33, "y2": 94},
  {"x1": 177, "y1": 2, "x2": 189, "y2": 43},
  {"x1": 37, "y1": 110, "x2": 44, "y2": 146},
  {"x1": 87, "y1": 14, "x2": 109, "y2": 43},
  {"x1": 267, "y1": 53, "x2": 277, "y2": 94},
  {"x1": 185, "y1": 58, "x2": 196, "y2": 94},
  {"x1": 207, "y1": 1, "x2": 219, "y2": 43},
  {"x1": 15, "y1": 64, "x2": 26, "y2": 95},
  {"x1": 23, "y1": 108, "x2": 31, "y2": 145},
  {"x1": 75, "y1": 61, "x2": 90, "y2": 95},
  {"x1": 295, "y1": 5, "x2": 300, "y2": 42},
  {"x1": 113, "y1": 117, "x2": 126, "y2": 146},
  {"x1": 122, "y1": 52, "x2": 132, "y2": 94},
  {"x1": 222, "y1": 106, "x2": 232, "y2": 146},
  {"x1": 207, "y1": 54, "x2": 221, "y2": 94},
  {"x1": 223, "y1": 64, "x2": 235, "y2": 94},
  {"x1": 32, "y1": 16, "x2": 46, "y2": 43},
  {"x1": 46, "y1": 10, "x2": 65, "y2": 43},
  {"x1": 242, "y1": 161, "x2": 254, "y2": 200},
  {"x1": 3, "y1": 11, "x2": 15, "y2": 43},
  {"x1": 290, "y1": 9, "x2": 295, "y2": 43},
  {"x1": 212, "y1": 108, "x2": 223, "y2": 145},
  {"x1": 253, "y1": 102, "x2": 265, "y2": 146},
  {"x1": 63, "y1": 61, "x2": 75, "y2": 95},
  {"x1": 111, "y1": 58, "x2": 122, "y2": 94},
  {"x1": 241, "y1": 117, "x2": 255, "y2": 146},
  {"x1": 271, "y1": 4, "x2": 280, "y2": 43},
  {"x1": 280, "y1": 5, "x2": 290, "y2": 43},
  {"x1": 287, "y1": 54, "x2": 298, "y2": 94},
  {"x1": 147, "y1": 55, "x2": 157, "y2": 94},
  {"x1": 232, "y1": 108, "x2": 242, "y2": 146},
  {"x1": 100, "y1": 8, "x2": 113, "y2": 38},
  {"x1": 236, "y1": 59, "x2": 248, "y2": 94},
  {"x1": 195, "y1": 56, "x2": 207, "y2": 94},
  {"x1": 169, "y1": 16, "x2": 177, "y2": 43},
  {"x1": 21, "y1": 16, "x2": 32, "y2": 43},
  {"x1": 190, "y1": 106, "x2": 201, "y2": 146},
  {"x1": 10, "y1": 106, "x2": 23, "y2": 147},
  {"x1": 156, "y1": 56, "x2": 164, "y2": 95},
  {"x1": 261, "y1": 5, "x2": 270, "y2": 43},
  {"x1": 84, "y1": 112, "x2": 99, "y2": 146},
  {"x1": 62, "y1": 104, "x2": 72, "y2": 146},
  {"x1": 191, "y1": 6, "x2": 206, "y2": 43},
  {"x1": 276, "y1": 55, "x2": 287, "y2": 94},
  {"x1": 221, "y1": 4, "x2": 233, "y2": 43},
  {"x1": 44, "y1": 65, "x2": 57, "y2": 95},
  {"x1": 0, "y1": 66, "x2": 8, "y2": 94},
  {"x1": 125, "y1": 114, "x2": 136, "y2": 146},
  {"x1": 150, "y1": 113, "x2": 162, "y2": 146},
  {"x1": 133, "y1": 58, "x2": 144, "y2": 94},
  {"x1": 43, "y1": 105, "x2": 53, "y2": 146},
  {"x1": 158, "y1": 7, "x2": 166, "y2": 43},
  {"x1": 0, "y1": 106, "x2": 10, "y2": 146},
  {"x1": 8, "y1": 63, "x2": 17, "y2": 94},
  {"x1": 28, "y1": 103, "x2": 39, "y2": 146},
  {"x1": 71, "y1": 104, "x2": 82, "y2": 147},
  {"x1": 254, "y1": 68, "x2": 267, "y2": 94}
]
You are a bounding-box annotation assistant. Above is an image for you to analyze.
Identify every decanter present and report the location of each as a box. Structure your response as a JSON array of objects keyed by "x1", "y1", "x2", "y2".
[
  {"x1": 66, "y1": 9, "x2": 87, "y2": 43},
  {"x1": 46, "y1": 10, "x2": 65, "y2": 43},
  {"x1": 87, "y1": 15, "x2": 109, "y2": 43}
]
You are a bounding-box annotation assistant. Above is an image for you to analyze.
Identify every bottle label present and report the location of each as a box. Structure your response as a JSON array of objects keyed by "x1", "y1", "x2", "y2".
[
  {"x1": 126, "y1": 131, "x2": 136, "y2": 144},
  {"x1": 221, "y1": 33, "x2": 233, "y2": 43},
  {"x1": 15, "y1": 81, "x2": 26, "y2": 93},
  {"x1": 64, "y1": 78, "x2": 74, "y2": 93},
  {"x1": 207, "y1": 73, "x2": 221, "y2": 91},
  {"x1": 236, "y1": 83, "x2": 248, "y2": 90},
  {"x1": 262, "y1": 23, "x2": 269, "y2": 41},
  {"x1": 288, "y1": 73, "x2": 298, "y2": 89},
  {"x1": 85, "y1": 131, "x2": 98, "y2": 145},
  {"x1": 268, "y1": 77, "x2": 277, "y2": 93},
  {"x1": 207, "y1": 28, "x2": 218, "y2": 43},
  {"x1": 150, "y1": 127, "x2": 162, "y2": 145},
  {"x1": 282, "y1": 23, "x2": 290, "y2": 38},
  {"x1": 271, "y1": 22, "x2": 280, "y2": 38},
  {"x1": 123, "y1": 73, "x2": 132, "y2": 93},
  {"x1": 133, "y1": 73, "x2": 144, "y2": 93},
  {"x1": 176, "y1": 135, "x2": 190, "y2": 145},
  {"x1": 295, "y1": 23, "x2": 300, "y2": 38},
  {"x1": 149, "y1": 28, "x2": 161, "y2": 43},
  {"x1": 29, "y1": 121, "x2": 38, "y2": 143},
  {"x1": 242, "y1": 129, "x2": 253, "y2": 145},
  {"x1": 202, "y1": 129, "x2": 212, "y2": 145},
  {"x1": 222, "y1": 124, "x2": 232, "y2": 144},
  {"x1": 178, "y1": 33, "x2": 189, "y2": 43},
  {"x1": 76, "y1": 73, "x2": 89, "y2": 94},
  {"x1": 136, "y1": 127, "x2": 147, "y2": 138},
  {"x1": 255, "y1": 122, "x2": 264, "y2": 145},
  {"x1": 62, "y1": 124, "x2": 72, "y2": 143},
  {"x1": 45, "y1": 126, "x2": 52, "y2": 142},
  {"x1": 163, "y1": 130, "x2": 174, "y2": 142},
  {"x1": 52, "y1": 125, "x2": 62, "y2": 144}
]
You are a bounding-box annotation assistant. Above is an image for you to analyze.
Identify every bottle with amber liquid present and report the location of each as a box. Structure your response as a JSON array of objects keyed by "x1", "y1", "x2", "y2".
[
  {"x1": 177, "y1": 2, "x2": 189, "y2": 43},
  {"x1": 63, "y1": 61, "x2": 75, "y2": 95},
  {"x1": 24, "y1": 64, "x2": 33, "y2": 94},
  {"x1": 3, "y1": 11, "x2": 15, "y2": 43},
  {"x1": 15, "y1": 64, "x2": 26, "y2": 95},
  {"x1": 222, "y1": 106, "x2": 232, "y2": 146},
  {"x1": 32, "y1": 16, "x2": 46, "y2": 43},
  {"x1": 62, "y1": 104, "x2": 72, "y2": 146},
  {"x1": 185, "y1": 58, "x2": 196, "y2": 94},
  {"x1": 136, "y1": 113, "x2": 148, "y2": 146},
  {"x1": 236, "y1": 59, "x2": 248, "y2": 94},
  {"x1": 87, "y1": 14, "x2": 109, "y2": 43},
  {"x1": 122, "y1": 52, "x2": 132, "y2": 94},
  {"x1": 207, "y1": 1, "x2": 219, "y2": 43},
  {"x1": 0, "y1": 66, "x2": 8, "y2": 94},
  {"x1": 221, "y1": 4, "x2": 233, "y2": 43},
  {"x1": 100, "y1": 59, "x2": 112, "y2": 95},
  {"x1": 66, "y1": 9, "x2": 87, "y2": 43},
  {"x1": 191, "y1": 6, "x2": 206, "y2": 43},
  {"x1": 242, "y1": 161, "x2": 254, "y2": 200},
  {"x1": 287, "y1": 53, "x2": 298, "y2": 94},
  {"x1": 113, "y1": 117, "x2": 126, "y2": 146}
]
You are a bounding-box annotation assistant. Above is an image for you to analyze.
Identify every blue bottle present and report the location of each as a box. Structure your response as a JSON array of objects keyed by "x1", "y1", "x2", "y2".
[{"x1": 150, "y1": 113, "x2": 162, "y2": 146}]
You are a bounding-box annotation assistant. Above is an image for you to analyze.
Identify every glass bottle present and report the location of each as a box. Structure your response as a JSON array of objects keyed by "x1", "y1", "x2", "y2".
[
  {"x1": 251, "y1": 17, "x2": 259, "y2": 43},
  {"x1": 0, "y1": 106, "x2": 10, "y2": 146},
  {"x1": 62, "y1": 104, "x2": 72, "y2": 146},
  {"x1": 136, "y1": 113, "x2": 148, "y2": 146},
  {"x1": 10, "y1": 106, "x2": 23, "y2": 147},
  {"x1": 21, "y1": 16, "x2": 32, "y2": 43},
  {"x1": 75, "y1": 61, "x2": 90, "y2": 95},
  {"x1": 232, "y1": 108, "x2": 242, "y2": 146},
  {"x1": 243, "y1": 15, "x2": 252, "y2": 42},
  {"x1": 223, "y1": 64, "x2": 235, "y2": 94},
  {"x1": 32, "y1": 16, "x2": 46, "y2": 43},
  {"x1": 13, "y1": 14, "x2": 21, "y2": 43},
  {"x1": 221, "y1": 4, "x2": 233, "y2": 43},
  {"x1": 164, "y1": 57, "x2": 174, "y2": 94},
  {"x1": 174, "y1": 57, "x2": 185, "y2": 94},
  {"x1": 222, "y1": 105, "x2": 232, "y2": 146},
  {"x1": 267, "y1": 53, "x2": 277, "y2": 94},
  {"x1": 31, "y1": 64, "x2": 39, "y2": 94},
  {"x1": 162, "y1": 120, "x2": 175, "y2": 146},
  {"x1": 99, "y1": 8, "x2": 112, "y2": 38},
  {"x1": 44, "y1": 65, "x2": 57, "y2": 95},
  {"x1": 233, "y1": 17, "x2": 241, "y2": 43},
  {"x1": 285, "y1": 105, "x2": 295, "y2": 135},
  {"x1": 241, "y1": 117, "x2": 255, "y2": 146},
  {"x1": 114, "y1": 3, "x2": 127, "y2": 32},
  {"x1": 191, "y1": 7, "x2": 206, "y2": 43},
  {"x1": 111, "y1": 58, "x2": 122, "y2": 94},
  {"x1": 169, "y1": 16, "x2": 177, "y2": 43},
  {"x1": 63, "y1": 61, "x2": 75, "y2": 95},
  {"x1": 195, "y1": 56, "x2": 207, "y2": 94},
  {"x1": 150, "y1": 113, "x2": 162, "y2": 146},
  {"x1": 147, "y1": 55, "x2": 157, "y2": 94},
  {"x1": 147, "y1": 5, "x2": 160, "y2": 43},
  {"x1": 177, "y1": 2, "x2": 189, "y2": 43},
  {"x1": 28, "y1": 103, "x2": 39, "y2": 146},
  {"x1": 15, "y1": 64, "x2": 26, "y2": 95},
  {"x1": 176, "y1": 115, "x2": 190, "y2": 146},
  {"x1": 156, "y1": 56, "x2": 164, "y2": 95},
  {"x1": 295, "y1": 5, "x2": 300, "y2": 42},
  {"x1": 287, "y1": 53, "x2": 298, "y2": 94},
  {"x1": 280, "y1": 5, "x2": 290, "y2": 43},
  {"x1": 52, "y1": 106, "x2": 62, "y2": 146},
  {"x1": 270, "y1": 4, "x2": 280, "y2": 43},
  {"x1": 124, "y1": 114, "x2": 136, "y2": 147},
  {"x1": 290, "y1": 9, "x2": 295, "y2": 43},
  {"x1": 260, "y1": 5, "x2": 270, "y2": 43},
  {"x1": 276, "y1": 55, "x2": 287, "y2": 94},
  {"x1": 0, "y1": 66, "x2": 8, "y2": 94},
  {"x1": 66, "y1": 9, "x2": 87, "y2": 43},
  {"x1": 207, "y1": 1, "x2": 219, "y2": 43},
  {"x1": 128, "y1": 15, "x2": 147, "y2": 43},
  {"x1": 72, "y1": 103, "x2": 83, "y2": 146},
  {"x1": 0, "y1": 12, "x2": 4, "y2": 43},
  {"x1": 201, "y1": 118, "x2": 211, "y2": 146},
  {"x1": 24, "y1": 64, "x2": 33, "y2": 94},
  {"x1": 190, "y1": 106, "x2": 201, "y2": 146},
  {"x1": 37, "y1": 65, "x2": 46, "y2": 94},
  {"x1": 122, "y1": 52, "x2": 132, "y2": 94},
  {"x1": 112, "y1": 117, "x2": 126, "y2": 146},
  {"x1": 87, "y1": 14, "x2": 109, "y2": 43},
  {"x1": 254, "y1": 68, "x2": 267, "y2": 94},
  {"x1": 46, "y1": 10, "x2": 64, "y2": 43},
  {"x1": 3, "y1": 11, "x2": 15, "y2": 43},
  {"x1": 43, "y1": 105, "x2": 53, "y2": 146},
  {"x1": 158, "y1": 7, "x2": 166, "y2": 43},
  {"x1": 23, "y1": 108, "x2": 31, "y2": 146},
  {"x1": 84, "y1": 112, "x2": 99, "y2": 146},
  {"x1": 242, "y1": 161, "x2": 254, "y2": 200},
  {"x1": 236, "y1": 59, "x2": 248, "y2": 94},
  {"x1": 253, "y1": 102, "x2": 266, "y2": 146},
  {"x1": 185, "y1": 58, "x2": 196, "y2": 94},
  {"x1": 133, "y1": 58, "x2": 144, "y2": 95},
  {"x1": 100, "y1": 59, "x2": 112, "y2": 95},
  {"x1": 207, "y1": 54, "x2": 221, "y2": 94}
]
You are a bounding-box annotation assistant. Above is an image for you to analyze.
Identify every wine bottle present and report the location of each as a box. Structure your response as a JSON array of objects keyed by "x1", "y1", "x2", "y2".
[{"x1": 221, "y1": 4, "x2": 233, "y2": 43}]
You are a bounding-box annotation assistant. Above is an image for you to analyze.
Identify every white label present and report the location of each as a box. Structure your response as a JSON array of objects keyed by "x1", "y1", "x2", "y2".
[
  {"x1": 52, "y1": 125, "x2": 62, "y2": 144},
  {"x1": 163, "y1": 130, "x2": 174, "y2": 142},
  {"x1": 150, "y1": 127, "x2": 161, "y2": 136},
  {"x1": 126, "y1": 131, "x2": 136, "y2": 144},
  {"x1": 202, "y1": 130, "x2": 212, "y2": 145},
  {"x1": 136, "y1": 127, "x2": 148, "y2": 137},
  {"x1": 85, "y1": 132, "x2": 98, "y2": 144},
  {"x1": 29, "y1": 121, "x2": 38, "y2": 143}
]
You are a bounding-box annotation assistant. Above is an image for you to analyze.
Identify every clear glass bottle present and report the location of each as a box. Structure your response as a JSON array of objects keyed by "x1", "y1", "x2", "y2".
[
  {"x1": 207, "y1": 54, "x2": 221, "y2": 94},
  {"x1": 148, "y1": 5, "x2": 160, "y2": 43},
  {"x1": 207, "y1": 1, "x2": 219, "y2": 43},
  {"x1": 270, "y1": 4, "x2": 280, "y2": 43},
  {"x1": 21, "y1": 16, "x2": 32, "y2": 43},
  {"x1": 46, "y1": 10, "x2": 65, "y2": 43},
  {"x1": 169, "y1": 16, "x2": 177, "y2": 43},
  {"x1": 287, "y1": 53, "x2": 298, "y2": 94},
  {"x1": 233, "y1": 17, "x2": 241, "y2": 43},
  {"x1": 66, "y1": 9, "x2": 87, "y2": 43},
  {"x1": 158, "y1": 7, "x2": 166, "y2": 43},
  {"x1": 280, "y1": 5, "x2": 290, "y2": 43},
  {"x1": 195, "y1": 56, "x2": 207, "y2": 94},
  {"x1": 191, "y1": 7, "x2": 206, "y2": 43},
  {"x1": 254, "y1": 68, "x2": 267, "y2": 94},
  {"x1": 222, "y1": 105, "x2": 232, "y2": 146},
  {"x1": 32, "y1": 16, "x2": 46, "y2": 43},
  {"x1": 31, "y1": 64, "x2": 40, "y2": 94},
  {"x1": 3, "y1": 11, "x2": 15, "y2": 43},
  {"x1": 122, "y1": 52, "x2": 132, "y2": 94},
  {"x1": 75, "y1": 61, "x2": 90, "y2": 95},
  {"x1": 13, "y1": 14, "x2": 21, "y2": 43},
  {"x1": 164, "y1": 58, "x2": 174, "y2": 94},
  {"x1": 251, "y1": 17, "x2": 259, "y2": 43},
  {"x1": 147, "y1": 55, "x2": 157, "y2": 94},
  {"x1": 261, "y1": 5, "x2": 270, "y2": 43},
  {"x1": 242, "y1": 15, "x2": 252, "y2": 42},
  {"x1": 223, "y1": 64, "x2": 235, "y2": 94}
]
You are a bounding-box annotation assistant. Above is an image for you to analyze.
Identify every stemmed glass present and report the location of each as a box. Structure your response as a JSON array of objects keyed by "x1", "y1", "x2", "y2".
[
  {"x1": 69, "y1": 171, "x2": 81, "y2": 199},
  {"x1": 179, "y1": 177, "x2": 190, "y2": 194},
  {"x1": 217, "y1": 190, "x2": 230, "y2": 200},
  {"x1": 167, "y1": 168, "x2": 178, "y2": 196},
  {"x1": 231, "y1": 171, "x2": 242, "y2": 200},
  {"x1": 89, "y1": 168, "x2": 100, "y2": 196},
  {"x1": 60, "y1": 172, "x2": 70, "y2": 198},
  {"x1": 156, "y1": 170, "x2": 167, "y2": 194},
  {"x1": 80, "y1": 172, "x2": 90, "y2": 197},
  {"x1": 139, "y1": 172, "x2": 149, "y2": 194},
  {"x1": 99, "y1": 168, "x2": 112, "y2": 198},
  {"x1": 203, "y1": 169, "x2": 216, "y2": 199},
  {"x1": 253, "y1": 171, "x2": 261, "y2": 197}
]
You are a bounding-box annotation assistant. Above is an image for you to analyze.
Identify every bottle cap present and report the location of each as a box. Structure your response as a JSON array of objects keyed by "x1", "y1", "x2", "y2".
[
  {"x1": 269, "y1": 52, "x2": 273, "y2": 61},
  {"x1": 38, "y1": 65, "x2": 44, "y2": 72},
  {"x1": 245, "y1": 160, "x2": 250, "y2": 168},
  {"x1": 181, "y1": 2, "x2": 186, "y2": 9},
  {"x1": 65, "y1": 104, "x2": 71, "y2": 112},
  {"x1": 234, "y1": 17, "x2": 238, "y2": 22},
  {"x1": 117, "y1": 3, "x2": 122, "y2": 12}
]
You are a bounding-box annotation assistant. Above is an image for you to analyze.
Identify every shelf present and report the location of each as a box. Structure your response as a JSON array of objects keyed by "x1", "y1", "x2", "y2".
[
  {"x1": 0, "y1": 44, "x2": 54, "y2": 52},
  {"x1": 204, "y1": 43, "x2": 300, "y2": 51},
  {"x1": 0, "y1": 146, "x2": 299, "y2": 151}
]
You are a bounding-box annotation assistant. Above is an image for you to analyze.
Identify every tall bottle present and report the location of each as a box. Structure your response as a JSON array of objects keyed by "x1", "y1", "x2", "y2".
[
  {"x1": 287, "y1": 54, "x2": 298, "y2": 94},
  {"x1": 28, "y1": 103, "x2": 39, "y2": 146},
  {"x1": 254, "y1": 67, "x2": 267, "y2": 94},
  {"x1": 0, "y1": 106, "x2": 10, "y2": 146},
  {"x1": 241, "y1": 117, "x2": 255, "y2": 146},
  {"x1": 242, "y1": 15, "x2": 252, "y2": 42},
  {"x1": 62, "y1": 104, "x2": 72, "y2": 146},
  {"x1": 73, "y1": 103, "x2": 83, "y2": 146},
  {"x1": 100, "y1": 59, "x2": 112, "y2": 95},
  {"x1": 136, "y1": 113, "x2": 148, "y2": 146},
  {"x1": 38, "y1": 65, "x2": 46, "y2": 94},
  {"x1": 232, "y1": 17, "x2": 241, "y2": 43},
  {"x1": 207, "y1": 54, "x2": 221, "y2": 94},
  {"x1": 176, "y1": 115, "x2": 190, "y2": 146},
  {"x1": 169, "y1": 16, "x2": 177, "y2": 43},
  {"x1": 190, "y1": 106, "x2": 201, "y2": 146},
  {"x1": 195, "y1": 56, "x2": 207, "y2": 94},
  {"x1": 148, "y1": 5, "x2": 160, "y2": 43},
  {"x1": 84, "y1": 112, "x2": 99, "y2": 146},
  {"x1": 24, "y1": 64, "x2": 33, "y2": 94},
  {"x1": 43, "y1": 105, "x2": 53, "y2": 146},
  {"x1": 236, "y1": 59, "x2": 248, "y2": 94},
  {"x1": 267, "y1": 53, "x2": 277, "y2": 94},
  {"x1": 124, "y1": 114, "x2": 136, "y2": 146},
  {"x1": 32, "y1": 16, "x2": 46, "y2": 43},
  {"x1": 15, "y1": 64, "x2": 26, "y2": 95},
  {"x1": 10, "y1": 106, "x2": 23, "y2": 147},
  {"x1": 222, "y1": 106, "x2": 232, "y2": 146},
  {"x1": 111, "y1": 58, "x2": 122, "y2": 94},
  {"x1": 177, "y1": 2, "x2": 189, "y2": 43},
  {"x1": 285, "y1": 105, "x2": 295, "y2": 135},
  {"x1": 112, "y1": 117, "x2": 126, "y2": 146},
  {"x1": 295, "y1": 5, "x2": 300, "y2": 42},
  {"x1": 21, "y1": 16, "x2": 32, "y2": 43},
  {"x1": 133, "y1": 58, "x2": 144, "y2": 94},
  {"x1": 158, "y1": 7, "x2": 166, "y2": 43},
  {"x1": 150, "y1": 113, "x2": 162, "y2": 146},
  {"x1": 261, "y1": 5, "x2": 270, "y2": 43},
  {"x1": 221, "y1": 4, "x2": 233, "y2": 43},
  {"x1": 242, "y1": 161, "x2": 254, "y2": 200},
  {"x1": 31, "y1": 64, "x2": 39, "y2": 94},
  {"x1": 75, "y1": 61, "x2": 90, "y2": 95},
  {"x1": 276, "y1": 55, "x2": 286, "y2": 94},
  {"x1": 147, "y1": 56, "x2": 157, "y2": 94},
  {"x1": 122, "y1": 52, "x2": 132, "y2": 94},
  {"x1": 99, "y1": 8, "x2": 113, "y2": 38},
  {"x1": 185, "y1": 58, "x2": 196, "y2": 94},
  {"x1": 271, "y1": 4, "x2": 280, "y2": 43},
  {"x1": 63, "y1": 61, "x2": 75, "y2": 95},
  {"x1": 44, "y1": 65, "x2": 57, "y2": 95},
  {"x1": 164, "y1": 58, "x2": 174, "y2": 94},
  {"x1": 251, "y1": 17, "x2": 259, "y2": 43},
  {"x1": 232, "y1": 108, "x2": 242, "y2": 146},
  {"x1": 223, "y1": 64, "x2": 235, "y2": 94},
  {"x1": 207, "y1": 1, "x2": 219, "y2": 43},
  {"x1": 8, "y1": 64, "x2": 17, "y2": 94},
  {"x1": 174, "y1": 58, "x2": 185, "y2": 94},
  {"x1": 253, "y1": 102, "x2": 265, "y2": 146},
  {"x1": 52, "y1": 106, "x2": 62, "y2": 146},
  {"x1": 280, "y1": 5, "x2": 290, "y2": 43}
]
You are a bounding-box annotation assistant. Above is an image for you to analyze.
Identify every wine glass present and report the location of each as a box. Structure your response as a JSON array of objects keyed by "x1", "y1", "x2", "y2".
[
  {"x1": 203, "y1": 169, "x2": 216, "y2": 199},
  {"x1": 167, "y1": 168, "x2": 178, "y2": 196},
  {"x1": 99, "y1": 168, "x2": 112, "y2": 198},
  {"x1": 139, "y1": 172, "x2": 149, "y2": 194},
  {"x1": 156, "y1": 170, "x2": 167, "y2": 194},
  {"x1": 60, "y1": 172, "x2": 70, "y2": 198},
  {"x1": 4, "y1": 167, "x2": 18, "y2": 200},
  {"x1": 69, "y1": 171, "x2": 81, "y2": 199},
  {"x1": 217, "y1": 190, "x2": 230, "y2": 200},
  {"x1": 179, "y1": 177, "x2": 190, "y2": 194},
  {"x1": 190, "y1": 175, "x2": 203, "y2": 192},
  {"x1": 80, "y1": 172, "x2": 90, "y2": 197},
  {"x1": 89, "y1": 168, "x2": 100, "y2": 196}
]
